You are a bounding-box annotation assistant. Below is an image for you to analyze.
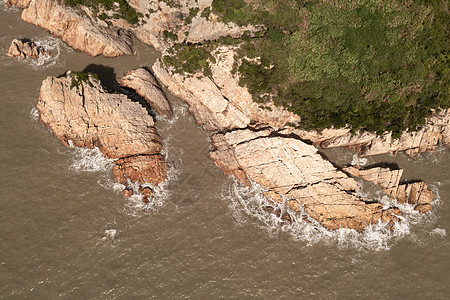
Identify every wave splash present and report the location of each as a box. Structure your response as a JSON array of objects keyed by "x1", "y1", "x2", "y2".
[
  {"x1": 67, "y1": 140, "x2": 113, "y2": 173},
  {"x1": 224, "y1": 179, "x2": 438, "y2": 251}
]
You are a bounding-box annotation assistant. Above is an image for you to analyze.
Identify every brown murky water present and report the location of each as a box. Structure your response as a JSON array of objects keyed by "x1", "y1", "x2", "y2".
[{"x1": 1, "y1": 5, "x2": 449, "y2": 299}]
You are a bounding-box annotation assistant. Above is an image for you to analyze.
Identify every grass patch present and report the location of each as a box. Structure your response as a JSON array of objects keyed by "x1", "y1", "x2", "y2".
[
  {"x1": 69, "y1": 71, "x2": 99, "y2": 89},
  {"x1": 163, "y1": 43, "x2": 217, "y2": 77},
  {"x1": 209, "y1": 0, "x2": 449, "y2": 136},
  {"x1": 64, "y1": 0, "x2": 143, "y2": 24}
]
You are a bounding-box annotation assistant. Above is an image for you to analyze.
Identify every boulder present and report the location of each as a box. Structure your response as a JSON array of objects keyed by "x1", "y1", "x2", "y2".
[
  {"x1": 117, "y1": 68, "x2": 173, "y2": 118},
  {"x1": 37, "y1": 71, "x2": 167, "y2": 200},
  {"x1": 6, "y1": 38, "x2": 43, "y2": 59}
]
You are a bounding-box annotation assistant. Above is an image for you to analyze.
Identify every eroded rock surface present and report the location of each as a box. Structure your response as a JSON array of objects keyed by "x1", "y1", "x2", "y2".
[
  {"x1": 37, "y1": 71, "x2": 167, "y2": 200},
  {"x1": 343, "y1": 166, "x2": 433, "y2": 213},
  {"x1": 210, "y1": 128, "x2": 401, "y2": 231},
  {"x1": 6, "y1": 38, "x2": 43, "y2": 59},
  {"x1": 117, "y1": 68, "x2": 173, "y2": 118},
  {"x1": 128, "y1": 0, "x2": 259, "y2": 51},
  {"x1": 153, "y1": 45, "x2": 299, "y2": 131},
  {"x1": 18, "y1": 0, "x2": 133, "y2": 57}
]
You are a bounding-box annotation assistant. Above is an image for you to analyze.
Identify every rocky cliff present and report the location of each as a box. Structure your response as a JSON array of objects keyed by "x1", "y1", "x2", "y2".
[
  {"x1": 209, "y1": 128, "x2": 408, "y2": 231},
  {"x1": 9, "y1": 0, "x2": 256, "y2": 55},
  {"x1": 15, "y1": 0, "x2": 133, "y2": 57},
  {"x1": 154, "y1": 45, "x2": 450, "y2": 158},
  {"x1": 37, "y1": 71, "x2": 167, "y2": 201}
]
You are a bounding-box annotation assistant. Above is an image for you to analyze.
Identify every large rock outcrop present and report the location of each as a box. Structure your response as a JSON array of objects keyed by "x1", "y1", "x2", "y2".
[
  {"x1": 6, "y1": 38, "x2": 44, "y2": 59},
  {"x1": 343, "y1": 166, "x2": 433, "y2": 213},
  {"x1": 153, "y1": 45, "x2": 299, "y2": 131},
  {"x1": 210, "y1": 128, "x2": 403, "y2": 231},
  {"x1": 154, "y1": 44, "x2": 449, "y2": 158},
  {"x1": 37, "y1": 71, "x2": 167, "y2": 200},
  {"x1": 117, "y1": 68, "x2": 173, "y2": 118},
  {"x1": 18, "y1": 0, "x2": 133, "y2": 57}
]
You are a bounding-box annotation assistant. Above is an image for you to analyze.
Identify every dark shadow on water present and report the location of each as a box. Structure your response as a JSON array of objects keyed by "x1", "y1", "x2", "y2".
[
  {"x1": 361, "y1": 162, "x2": 400, "y2": 170},
  {"x1": 82, "y1": 64, "x2": 117, "y2": 91},
  {"x1": 81, "y1": 64, "x2": 156, "y2": 120}
]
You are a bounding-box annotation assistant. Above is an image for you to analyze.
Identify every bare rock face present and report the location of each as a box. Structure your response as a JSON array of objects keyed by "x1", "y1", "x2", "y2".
[
  {"x1": 128, "y1": 0, "x2": 259, "y2": 51},
  {"x1": 112, "y1": 155, "x2": 167, "y2": 186},
  {"x1": 316, "y1": 109, "x2": 450, "y2": 158},
  {"x1": 343, "y1": 166, "x2": 433, "y2": 213},
  {"x1": 6, "y1": 38, "x2": 43, "y2": 59},
  {"x1": 210, "y1": 128, "x2": 400, "y2": 231},
  {"x1": 153, "y1": 45, "x2": 299, "y2": 131},
  {"x1": 5, "y1": 0, "x2": 31, "y2": 8},
  {"x1": 18, "y1": 0, "x2": 133, "y2": 57},
  {"x1": 117, "y1": 68, "x2": 173, "y2": 118},
  {"x1": 37, "y1": 71, "x2": 167, "y2": 199}
]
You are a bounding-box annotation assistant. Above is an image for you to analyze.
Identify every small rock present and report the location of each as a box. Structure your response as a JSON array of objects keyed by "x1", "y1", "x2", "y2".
[
  {"x1": 121, "y1": 188, "x2": 133, "y2": 198},
  {"x1": 6, "y1": 38, "x2": 43, "y2": 59}
]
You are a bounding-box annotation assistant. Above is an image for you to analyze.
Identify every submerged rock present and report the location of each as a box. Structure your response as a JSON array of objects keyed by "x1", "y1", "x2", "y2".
[
  {"x1": 6, "y1": 38, "x2": 44, "y2": 59},
  {"x1": 37, "y1": 71, "x2": 167, "y2": 201},
  {"x1": 117, "y1": 68, "x2": 173, "y2": 118}
]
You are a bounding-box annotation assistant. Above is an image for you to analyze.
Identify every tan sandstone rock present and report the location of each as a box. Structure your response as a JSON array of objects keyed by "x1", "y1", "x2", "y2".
[
  {"x1": 210, "y1": 128, "x2": 399, "y2": 231},
  {"x1": 6, "y1": 38, "x2": 43, "y2": 59},
  {"x1": 343, "y1": 165, "x2": 433, "y2": 213},
  {"x1": 117, "y1": 68, "x2": 173, "y2": 118},
  {"x1": 19, "y1": 0, "x2": 133, "y2": 57},
  {"x1": 153, "y1": 45, "x2": 299, "y2": 131},
  {"x1": 37, "y1": 71, "x2": 167, "y2": 199}
]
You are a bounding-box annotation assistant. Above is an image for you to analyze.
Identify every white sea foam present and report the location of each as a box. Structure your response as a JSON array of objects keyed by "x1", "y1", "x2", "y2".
[
  {"x1": 67, "y1": 140, "x2": 113, "y2": 173},
  {"x1": 102, "y1": 229, "x2": 117, "y2": 240},
  {"x1": 430, "y1": 228, "x2": 447, "y2": 238},
  {"x1": 351, "y1": 153, "x2": 368, "y2": 166},
  {"x1": 29, "y1": 107, "x2": 39, "y2": 121},
  {"x1": 28, "y1": 37, "x2": 62, "y2": 69},
  {"x1": 224, "y1": 178, "x2": 437, "y2": 251}
]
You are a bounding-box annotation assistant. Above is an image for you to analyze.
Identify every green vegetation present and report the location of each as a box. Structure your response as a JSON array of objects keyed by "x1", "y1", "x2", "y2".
[
  {"x1": 69, "y1": 72, "x2": 98, "y2": 89},
  {"x1": 64, "y1": 0, "x2": 143, "y2": 24},
  {"x1": 201, "y1": 7, "x2": 211, "y2": 19},
  {"x1": 163, "y1": 43, "x2": 216, "y2": 77},
  {"x1": 206, "y1": 0, "x2": 450, "y2": 136},
  {"x1": 163, "y1": 30, "x2": 178, "y2": 41},
  {"x1": 185, "y1": 7, "x2": 199, "y2": 24}
]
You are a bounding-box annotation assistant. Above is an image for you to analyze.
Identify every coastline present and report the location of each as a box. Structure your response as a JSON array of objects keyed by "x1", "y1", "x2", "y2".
[{"x1": 5, "y1": 0, "x2": 449, "y2": 232}]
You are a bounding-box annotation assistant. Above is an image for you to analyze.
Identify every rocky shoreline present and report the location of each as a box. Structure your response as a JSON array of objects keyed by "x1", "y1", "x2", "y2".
[
  {"x1": 7, "y1": 0, "x2": 448, "y2": 232},
  {"x1": 37, "y1": 71, "x2": 168, "y2": 202}
]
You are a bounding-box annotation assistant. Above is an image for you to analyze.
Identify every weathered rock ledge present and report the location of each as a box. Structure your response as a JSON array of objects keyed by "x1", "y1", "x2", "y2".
[
  {"x1": 210, "y1": 128, "x2": 433, "y2": 231},
  {"x1": 343, "y1": 166, "x2": 433, "y2": 213},
  {"x1": 117, "y1": 68, "x2": 173, "y2": 118},
  {"x1": 6, "y1": 38, "x2": 44, "y2": 59},
  {"x1": 12, "y1": 0, "x2": 133, "y2": 57},
  {"x1": 37, "y1": 71, "x2": 167, "y2": 201}
]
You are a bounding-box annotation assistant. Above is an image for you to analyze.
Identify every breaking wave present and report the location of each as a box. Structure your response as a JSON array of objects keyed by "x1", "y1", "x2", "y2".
[
  {"x1": 67, "y1": 141, "x2": 113, "y2": 173},
  {"x1": 27, "y1": 37, "x2": 62, "y2": 69},
  {"x1": 224, "y1": 179, "x2": 439, "y2": 251}
]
